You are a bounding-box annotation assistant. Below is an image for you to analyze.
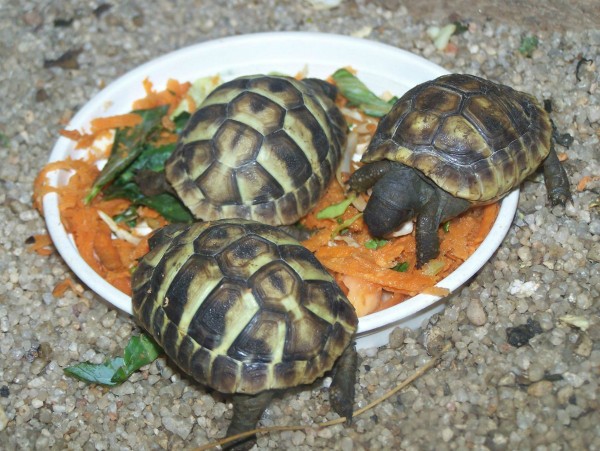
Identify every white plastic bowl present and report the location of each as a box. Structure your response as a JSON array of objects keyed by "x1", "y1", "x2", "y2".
[{"x1": 43, "y1": 32, "x2": 518, "y2": 349}]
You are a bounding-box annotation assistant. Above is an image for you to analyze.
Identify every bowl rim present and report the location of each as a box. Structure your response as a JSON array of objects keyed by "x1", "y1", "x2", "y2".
[{"x1": 42, "y1": 31, "x2": 517, "y2": 338}]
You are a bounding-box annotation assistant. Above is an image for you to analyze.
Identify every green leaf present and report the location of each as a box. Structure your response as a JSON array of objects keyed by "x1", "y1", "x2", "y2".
[
  {"x1": 111, "y1": 335, "x2": 163, "y2": 384},
  {"x1": 443, "y1": 221, "x2": 450, "y2": 233},
  {"x1": 331, "y1": 68, "x2": 393, "y2": 117},
  {"x1": 391, "y1": 261, "x2": 409, "y2": 272},
  {"x1": 105, "y1": 182, "x2": 193, "y2": 223},
  {"x1": 452, "y1": 21, "x2": 469, "y2": 35},
  {"x1": 85, "y1": 105, "x2": 169, "y2": 203},
  {"x1": 64, "y1": 357, "x2": 125, "y2": 386},
  {"x1": 63, "y1": 334, "x2": 162, "y2": 386},
  {"x1": 316, "y1": 194, "x2": 356, "y2": 219},
  {"x1": 365, "y1": 238, "x2": 388, "y2": 250},
  {"x1": 331, "y1": 212, "x2": 363, "y2": 237},
  {"x1": 519, "y1": 35, "x2": 539, "y2": 57}
]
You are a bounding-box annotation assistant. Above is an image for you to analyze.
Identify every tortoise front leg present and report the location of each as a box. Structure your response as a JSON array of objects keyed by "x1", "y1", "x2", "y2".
[
  {"x1": 542, "y1": 144, "x2": 571, "y2": 206},
  {"x1": 329, "y1": 342, "x2": 358, "y2": 424},
  {"x1": 347, "y1": 160, "x2": 396, "y2": 193},
  {"x1": 415, "y1": 188, "x2": 470, "y2": 268},
  {"x1": 225, "y1": 390, "x2": 276, "y2": 450}
]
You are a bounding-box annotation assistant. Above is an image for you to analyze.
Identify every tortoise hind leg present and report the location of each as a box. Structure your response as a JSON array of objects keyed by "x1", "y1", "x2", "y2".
[
  {"x1": 542, "y1": 144, "x2": 571, "y2": 206},
  {"x1": 225, "y1": 390, "x2": 276, "y2": 450},
  {"x1": 329, "y1": 343, "x2": 358, "y2": 424}
]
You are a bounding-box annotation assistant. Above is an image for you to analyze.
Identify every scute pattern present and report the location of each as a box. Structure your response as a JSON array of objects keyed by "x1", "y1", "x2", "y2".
[
  {"x1": 132, "y1": 219, "x2": 357, "y2": 395},
  {"x1": 166, "y1": 74, "x2": 347, "y2": 225},
  {"x1": 363, "y1": 73, "x2": 553, "y2": 202}
]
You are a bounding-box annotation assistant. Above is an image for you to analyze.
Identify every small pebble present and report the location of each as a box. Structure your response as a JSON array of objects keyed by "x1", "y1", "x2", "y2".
[
  {"x1": 527, "y1": 380, "x2": 553, "y2": 397},
  {"x1": 1, "y1": 5, "x2": 598, "y2": 451},
  {"x1": 466, "y1": 298, "x2": 487, "y2": 326}
]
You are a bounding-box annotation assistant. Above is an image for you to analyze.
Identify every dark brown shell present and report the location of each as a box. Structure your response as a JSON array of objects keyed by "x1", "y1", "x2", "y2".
[
  {"x1": 131, "y1": 219, "x2": 357, "y2": 395},
  {"x1": 165, "y1": 75, "x2": 347, "y2": 225},
  {"x1": 363, "y1": 74, "x2": 553, "y2": 203}
]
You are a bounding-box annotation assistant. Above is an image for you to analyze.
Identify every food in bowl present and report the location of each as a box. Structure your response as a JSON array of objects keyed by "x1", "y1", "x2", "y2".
[{"x1": 33, "y1": 68, "x2": 499, "y2": 318}]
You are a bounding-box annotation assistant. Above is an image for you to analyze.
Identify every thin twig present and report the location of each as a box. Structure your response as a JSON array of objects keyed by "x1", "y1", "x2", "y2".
[{"x1": 193, "y1": 342, "x2": 452, "y2": 450}]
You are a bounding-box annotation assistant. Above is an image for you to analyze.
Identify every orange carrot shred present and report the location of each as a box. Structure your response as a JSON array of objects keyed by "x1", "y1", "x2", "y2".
[
  {"x1": 576, "y1": 175, "x2": 600, "y2": 192},
  {"x1": 33, "y1": 75, "x2": 500, "y2": 314},
  {"x1": 90, "y1": 113, "x2": 142, "y2": 134}
]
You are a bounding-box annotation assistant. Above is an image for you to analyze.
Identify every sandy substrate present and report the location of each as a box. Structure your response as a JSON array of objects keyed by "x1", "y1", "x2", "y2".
[{"x1": 1, "y1": 1, "x2": 598, "y2": 449}]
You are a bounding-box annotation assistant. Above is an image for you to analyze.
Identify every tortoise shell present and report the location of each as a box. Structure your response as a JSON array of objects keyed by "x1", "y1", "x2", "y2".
[
  {"x1": 363, "y1": 74, "x2": 553, "y2": 203},
  {"x1": 131, "y1": 219, "x2": 358, "y2": 395},
  {"x1": 165, "y1": 75, "x2": 347, "y2": 225}
]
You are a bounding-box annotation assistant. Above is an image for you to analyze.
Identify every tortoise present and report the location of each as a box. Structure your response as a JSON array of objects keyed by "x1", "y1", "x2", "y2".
[
  {"x1": 165, "y1": 74, "x2": 347, "y2": 226},
  {"x1": 131, "y1": 218, "x2": 358, "y2": 448},
  {"x1": 348, "y1": 73, "x2": 571, "y2": 267}
]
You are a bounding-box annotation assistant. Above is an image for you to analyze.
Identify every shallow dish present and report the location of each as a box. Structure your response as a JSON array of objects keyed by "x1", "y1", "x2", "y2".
[{"x1": 42, "y1": 32, "x2": 518, "y2": 349}]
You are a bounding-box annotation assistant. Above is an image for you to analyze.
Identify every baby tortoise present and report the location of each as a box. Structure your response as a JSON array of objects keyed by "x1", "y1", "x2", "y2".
[
  {"x1": 165, "y1": 74, "x2": 347, "y2": 226},
  {"x1": 132, "y1": 219, "x2": 358, "y2": 449},
  {"x1": 348, "y1": 73, "x2": 570, "y2": 267}
]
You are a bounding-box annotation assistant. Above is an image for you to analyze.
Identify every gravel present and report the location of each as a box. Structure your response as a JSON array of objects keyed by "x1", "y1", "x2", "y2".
[{"x1": 1, "y1": 1, "x2": 599, "y2": 450}]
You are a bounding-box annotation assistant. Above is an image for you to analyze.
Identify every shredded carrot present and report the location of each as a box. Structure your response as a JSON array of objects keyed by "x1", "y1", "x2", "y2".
[
  {"x1": 132, "y1": 77, "x2": 191, "y2": 114},
  {"x1": 51, "y1": 277, "x2": 87, "y2": 299},
  {"x1": 34, "y1": 74, "x2": 499, "y2": 314},
  {"x1": 90, "y1": 113, "x2": 142, "y2": 134},
  {"x1": 576, "y1": 175, "x2": 600, "y2": 192},
  {"x1": 301, "y1": 178, "x2": 499, "y2": 313},
  {"x1": 27, "y1": 234, "x2": 54, "y2": 256}
]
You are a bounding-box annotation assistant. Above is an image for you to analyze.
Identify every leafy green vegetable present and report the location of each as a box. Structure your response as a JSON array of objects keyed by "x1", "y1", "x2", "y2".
[
  {"x1": 452, "y1": 21, "x2": 469, "y2": 35},
  {"x1": 391, "y1": 262, "x2": 409, "y2": 272},
  {"x1": 85, "y1": 105, "x2": 169, "y2": 203},
  {"x1": 365, "y1": 238, "x2": 388, "y2": 250},
  {"x1": 316, "y1": 194, "x2": 356, "y2": 219},
  {"x1": 332, "y1": 212, "x2": 363, "y2": 237},
  {"x1": 102, "y1": 142, "x2": 193, "y2": 223},
  {"x1": 64, "y1": 334, "x2": 162, "y2": 386},
  {"x1": 331, "y1": 68, "x2": 393, "y2": 117},
  {"x1": 443, "y1": 221, "x2": 450, "y2": 233},
  {"x1": 519, "y1": 35, "x2": 539, "y2": 57},
  {"x1": 105, "y1": 182, "x2": 193, "y2": 223}
]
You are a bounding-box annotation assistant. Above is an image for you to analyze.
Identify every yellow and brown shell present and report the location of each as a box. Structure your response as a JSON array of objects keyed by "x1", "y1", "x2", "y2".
[
  {"x1": 131, "y1": 219, "x2": 358, "y2": 395},
  {"x1": 165, "y1": 75, "x2": 347, "y2": 225},
  {"x1": 363, "y1": 74, "x2": 553, "y2": 203}
]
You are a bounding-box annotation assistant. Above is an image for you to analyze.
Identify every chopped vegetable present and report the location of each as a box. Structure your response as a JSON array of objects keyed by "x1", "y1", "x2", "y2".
[
  {"x1": 365, "y1": 238, "x2": 388, "y2": 250},
  {"x1": 316, "y1": 194, "x2": 356, "y2": 219},
  {"x1": 34, "y1": 69, "x2": 500, "y2": 317},
  {"x1": 84, "y1": 105, "x2": 169, "y2": 203},
  {"x1": 576, "y1": 175, "x2": 600, "y2": 192},
  {"x1": 331, "y1": 68, "x2": 393, "y2": 117},
  {"x1": 519, "y1": 35, "x2": 539, "y2": 57},
  {"x1": 421, "y1": 259, "x2": 445, "y2": 276},
  {"x1": 427, "y1": 23, "x2": 457, "y2": 50},
  {"x1": 26, "y1": 233, "x2": 54, "y2": 256},
  {"x1": 64, "y1": 334, "x2": 162, "y2": 386},
  {"x1": 391, "y1": 261, "x2": 409, "y2": 272},
  {"x1": 452, "y1": 21, "x2": 469, "y2": 35}
]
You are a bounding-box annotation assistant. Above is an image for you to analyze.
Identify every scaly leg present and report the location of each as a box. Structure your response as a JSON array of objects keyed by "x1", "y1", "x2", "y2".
[
  {"x1": 329, "y1": 343, "x2": 358, "y2": 424},
  {"x1": 225, "y1": 390, "x2": 276, "y2": 450},
  {"x1": 542, "y1": 144, "x2": 571, "y2": 206}
]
